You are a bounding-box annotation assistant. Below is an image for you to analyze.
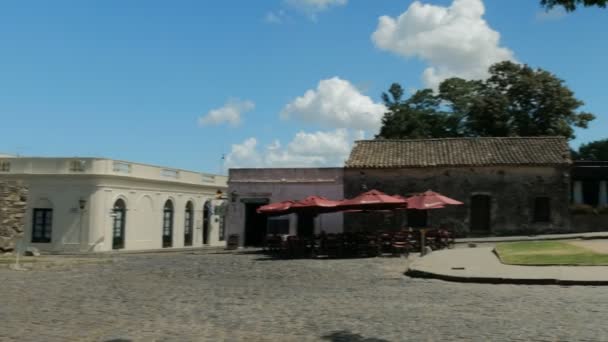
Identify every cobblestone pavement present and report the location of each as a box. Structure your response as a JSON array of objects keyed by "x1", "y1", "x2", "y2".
[{"x1": 2, "y1": 251, "x2": 608, "y2": 342}]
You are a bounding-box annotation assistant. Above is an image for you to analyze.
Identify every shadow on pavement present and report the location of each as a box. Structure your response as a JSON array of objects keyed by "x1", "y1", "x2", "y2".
[{"x1": 322, "y1": 330, "x2": 391, "y2": 342}]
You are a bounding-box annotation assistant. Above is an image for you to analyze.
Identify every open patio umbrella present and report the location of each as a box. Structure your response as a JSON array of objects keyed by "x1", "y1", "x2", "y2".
[
  {"x1": 338, "y1": 189, "x2": 408, "y2": 211},
  {"x1": 289, "y1": 195, "x2": 341, "y2": 213},
  {"x1": 402, "y1": 190, "x2": 462, "y2": 255},
  {"x1": 405, "y1": 190, "x2": 463, "y2": 210},
  {"x1": 256, "y1": 200, "x2": 296, "y2": 215}
]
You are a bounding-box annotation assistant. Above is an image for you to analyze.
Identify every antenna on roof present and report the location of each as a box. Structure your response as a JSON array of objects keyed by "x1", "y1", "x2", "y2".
[{"x1": 220, "y1": 154, "x2": 226, "y2": 175}]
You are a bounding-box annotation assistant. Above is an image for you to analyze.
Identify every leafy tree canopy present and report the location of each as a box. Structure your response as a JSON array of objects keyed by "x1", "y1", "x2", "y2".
[
  {"x1": 541, "y1": 0, "x2": 607, "y2": 12},
  {"x1": 577, "y1": 139, "x2": 608, "y2": 161},
  {"x1": 377, "y1": 61, "x2": 595, "y2": 141}
]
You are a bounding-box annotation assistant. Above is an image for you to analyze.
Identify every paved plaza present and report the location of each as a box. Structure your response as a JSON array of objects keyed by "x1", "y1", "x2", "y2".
[{"x1": 2, "y1": 251, "x2": 608, "y2": 341}]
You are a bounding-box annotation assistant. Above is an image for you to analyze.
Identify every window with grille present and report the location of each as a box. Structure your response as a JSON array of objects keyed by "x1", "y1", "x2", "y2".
[
  {"x1": 69, "y1": 160, "x2": 86, "y2": 172},
  {"x1": 534, "y1": 197, "x2": 551, "y2": 223},
  {"x1": 112, "y1": 161, "x2": 131, "y2": 174},
  {"x1": 161, "y1": 169, "x2": 179, "y2": 179},
  {"x1": 0, "y1": 161, "x2": 10, "y2": 172},
  {"x1": 201, "y1": 174, "x2": 216, "y2": 183},
  {"x1": 162, "y1": 201, "x2": 174, "y2": 248},
  {"x1": 219, "y1": 215, "x2": 226, "y2": 241},
  {"x1": 32, "y1": 209, "x2": 53, "y2": 243},
  {"x1": 184, "y1": 203, "x2": 193, "y2": 246}
]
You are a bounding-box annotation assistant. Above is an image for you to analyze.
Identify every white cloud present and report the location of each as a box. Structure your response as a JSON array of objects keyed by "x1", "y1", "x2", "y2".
[
  {"x1": 265, "y1": 10, "x2": 288, "y2": 24},
  {"x1": 536, "y1": 7, "x2": 566, "y2": 21},
  {"x1": 371, "y1": 0, "x2": 516, "y2": 88},
  {"x1": 286, "y1": 0, "x2": 347, "y2": 18},
  {"x1": 225, "y1": 129, "x2": 360, "y2": 168},
  {"x1": 281, "y1": 77, "x2": 387, "y2": 133},
  {"x1": 224, "y1": 138, "x2": 262, "y2": 167},
  {"x1": 198, "y1": 99, "x2": 255, "y2": 127}
]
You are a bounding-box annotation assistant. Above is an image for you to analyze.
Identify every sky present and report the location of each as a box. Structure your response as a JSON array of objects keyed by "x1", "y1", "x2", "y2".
[{"x1": 0, "y1": 0, "x2": 606, "y2": 174}]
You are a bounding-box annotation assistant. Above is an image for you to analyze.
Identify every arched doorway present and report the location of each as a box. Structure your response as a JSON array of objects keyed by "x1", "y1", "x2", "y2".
[
  {"x1": 202, "y1": 201, "x2": 211, "y2": 245},
  {"x1": 162, "y1": 200, "x2": 174, "y2": 248},
  {"x1": 112, "y1": 199, "x2": 126, "y2": 250},
  {"x1": 184, "y1": 201, "x2": 193, "y2": 246}
]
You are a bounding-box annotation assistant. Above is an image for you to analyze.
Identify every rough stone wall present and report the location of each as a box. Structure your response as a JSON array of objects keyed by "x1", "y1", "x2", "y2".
[
  {"x1": 344, "y1": 166, "x2": 571, "y2": 236},
  {"x1": 0, "y1": 181, "x2": 28, "y2": 252}
]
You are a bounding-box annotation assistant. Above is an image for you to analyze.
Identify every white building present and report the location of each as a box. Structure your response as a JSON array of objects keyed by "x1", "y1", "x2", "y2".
[{"x1": 0, "y1": 157, "x2": 228, "y2": 253}]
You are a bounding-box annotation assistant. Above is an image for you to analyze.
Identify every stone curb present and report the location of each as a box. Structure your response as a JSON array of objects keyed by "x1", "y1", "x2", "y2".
[
  {"x1": 455, "y1": 232, "x2": 608, "y2": 244},
  {"x1": 404, "y1": 268, "x2": 608, "y2": 286}
]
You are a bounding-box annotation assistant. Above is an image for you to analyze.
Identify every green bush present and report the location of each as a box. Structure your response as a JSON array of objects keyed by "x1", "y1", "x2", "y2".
[
  {"x1": 438, "y1": 218, "x2": 468, "y2": 238},
  {"x1": 570, "y1": 204, "x2": 597, "y2": 215}
]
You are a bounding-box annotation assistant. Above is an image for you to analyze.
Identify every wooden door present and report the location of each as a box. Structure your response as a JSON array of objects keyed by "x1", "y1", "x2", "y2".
[{"x1": 470, "y1": 195, "x2": 491, "y2": 232}]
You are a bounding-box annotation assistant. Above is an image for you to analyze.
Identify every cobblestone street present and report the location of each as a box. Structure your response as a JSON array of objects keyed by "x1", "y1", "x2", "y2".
[{"x1": 2, "y1": 251, "x2": 608, "y2": 342}]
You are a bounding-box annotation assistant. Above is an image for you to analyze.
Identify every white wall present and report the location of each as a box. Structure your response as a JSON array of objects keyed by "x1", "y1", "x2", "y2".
[
  {"x1": 91, "y1": 188, "x2": 226, "y2": 251},
  {"x1": 21, "y1": 178, "x2": 96, "y2": 253},
  {"x1": 4, "y1": 175, "x2": 227, "y2": 253},
  {"x1": 0, "y1": 157, "x2": 229, "y2": 253}
]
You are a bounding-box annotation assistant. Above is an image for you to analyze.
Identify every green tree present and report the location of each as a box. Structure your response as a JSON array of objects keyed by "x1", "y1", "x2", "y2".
[
  {"x1": 377, "y1": 85, "x2": 457, "y2": 139},
  {"x1": 377, "y1": 61, "x2": 595, "y2": 140},
  {"x1": 577, "y1": 139, "x2": 608, "y2": 160},
  {"x1": 466, "y1": 62, "x2": 595, "y2": 139},
  {"x1": 541, "y1": 0, "x2": 607, "y2": 11}
]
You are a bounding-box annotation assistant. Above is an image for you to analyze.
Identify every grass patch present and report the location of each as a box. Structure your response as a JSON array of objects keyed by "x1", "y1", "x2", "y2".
[{"x1": 495, "y1": 241, "x2": 608, "y2": 266}]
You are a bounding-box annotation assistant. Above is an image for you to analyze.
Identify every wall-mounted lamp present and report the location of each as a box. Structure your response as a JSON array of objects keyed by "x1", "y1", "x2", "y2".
[
  {"x1": 230, "y1": 190, "x2": 238, "y2": 203},
  {"x1": 79, "y1": 198, "x2": 87, "y2": 210},
  {"x1": 359, "y1": 171, "x2": 368, "y2": 191}
]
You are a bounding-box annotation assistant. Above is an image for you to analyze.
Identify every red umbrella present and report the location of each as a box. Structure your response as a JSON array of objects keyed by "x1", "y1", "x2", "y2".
[
  {"x1": 339, "y1": 189, "x2": 407, "y2": 210},
  {"x1": 405, "y1": 190, "x2": 463, "y2": 210},
  {"x1": 289, "y1": 195, "x2": 341, "y2": 214},
  {"x1": 257, "y1": 200, "x2": 296, "y2": 215}
]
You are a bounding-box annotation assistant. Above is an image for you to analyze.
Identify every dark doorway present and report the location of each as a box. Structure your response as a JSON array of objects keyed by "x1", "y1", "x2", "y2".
[
  {"x1": 582, "y1": 180, "x2": 600, "y2": 207},
  {"x1": 244, "y1": 202, "x2": 268, "y2": 247},
  {"x1": 297, "y1": 214, "x2": 315, "y2": 238},
  {"x1": 406, "y1": 209, "x2": 428, "y2": 228},
  {"x1": 470, "y1": 194, "x2": 491, "y2": 232},
  {"x1": 202, "y1": 201, "x2": 211, "y2": 245},
  {"x1": 112, "y1": 199, "x2": 126, "y2": 250}
]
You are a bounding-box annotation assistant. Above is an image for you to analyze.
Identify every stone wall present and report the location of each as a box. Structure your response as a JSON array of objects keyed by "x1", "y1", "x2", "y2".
[
  {"x1": 344, "y1": 166, "x2": 571, "y2": 236},
  {"x1": 570, "y1": 213, "x2": 608, "y2": 232},
  {"x1": 0, "y1": 181, "x2": 28, "y2": 252}
]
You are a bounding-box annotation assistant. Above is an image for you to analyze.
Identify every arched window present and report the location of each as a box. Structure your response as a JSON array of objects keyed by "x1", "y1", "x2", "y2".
[
  {"x1": 112, "y1": 199, "x2": 126, "y2": 250},
  {"x1": 202, "y1": 201, "x2": 211, "y2": 245},
  {"x1": 184, "y1": 201, "x2": 193, "y2": 246},
  {"x1": 162, "y1": 200, "x2": 174, "y2": 248}
]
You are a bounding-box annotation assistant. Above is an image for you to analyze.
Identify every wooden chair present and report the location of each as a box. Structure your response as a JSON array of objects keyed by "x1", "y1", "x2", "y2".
[
  {"x1": 378, "y1": 232, "x2": 393, "y2": 255},
  {"x1": 391, "y1": 232, "x2": 411, "y2": 256}
]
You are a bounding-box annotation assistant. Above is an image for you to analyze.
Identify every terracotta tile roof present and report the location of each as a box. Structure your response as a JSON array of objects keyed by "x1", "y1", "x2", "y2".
[{"x1": 346, "y1": 137, "x2": 571, "y2": 168}]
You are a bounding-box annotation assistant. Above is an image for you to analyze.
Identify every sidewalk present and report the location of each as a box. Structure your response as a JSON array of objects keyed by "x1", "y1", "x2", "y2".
[
  {"x1": 406, "y1": 247, "x2": 608, "y2": 285},
  {"x1": 46, "y1": 245, "x2": 229, "y2": 256},
  {"x1": 455, "y1": 231, "x2": 608, "y2": 244}
]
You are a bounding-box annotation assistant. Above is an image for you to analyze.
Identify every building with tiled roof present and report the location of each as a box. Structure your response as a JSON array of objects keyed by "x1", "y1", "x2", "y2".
[
  {"x1": 346, "y1": 137, "x2": 571, "y2": 169},
  {"x1": 344, "y1": 137, "x2": 572, "y2": 235}
]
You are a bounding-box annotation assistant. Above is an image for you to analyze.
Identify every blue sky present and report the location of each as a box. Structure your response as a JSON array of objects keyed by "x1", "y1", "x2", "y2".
[{"x1": 0, "y1": 0, "x2": 606, "y2": 174}]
